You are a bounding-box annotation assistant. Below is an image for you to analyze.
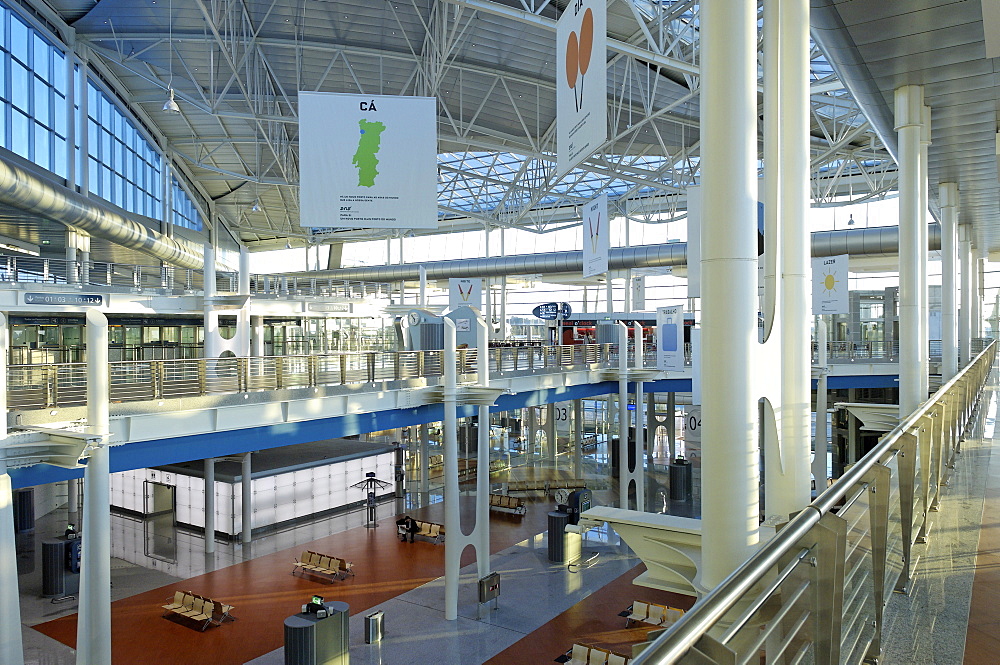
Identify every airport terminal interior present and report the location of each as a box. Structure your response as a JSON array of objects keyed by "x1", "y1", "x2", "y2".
[{"x1": 3, "y1": 1, "x2": 1000, "y2": 664}]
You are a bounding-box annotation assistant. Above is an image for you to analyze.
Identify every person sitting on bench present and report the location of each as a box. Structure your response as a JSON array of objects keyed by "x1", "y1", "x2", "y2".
[{"x1": 398, "y1": 515, "x2": 418, "y2": 542}]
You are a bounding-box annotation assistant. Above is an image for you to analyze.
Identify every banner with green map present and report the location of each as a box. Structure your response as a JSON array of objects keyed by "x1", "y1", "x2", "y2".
[{"x1": 299, "y1": 92, "x2": 438, "y2": 229}]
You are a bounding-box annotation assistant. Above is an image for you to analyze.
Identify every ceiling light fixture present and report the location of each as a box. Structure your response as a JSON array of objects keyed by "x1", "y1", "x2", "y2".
[
  {"x1": 251, "y1": 199, "x2": 261, "y2": 212},
  {"x1": 163, "y1": 88, "x2": 180, "y2": 113},
  {"x1": 847, "y1": 213, "x2": 855, "y2": 225}
]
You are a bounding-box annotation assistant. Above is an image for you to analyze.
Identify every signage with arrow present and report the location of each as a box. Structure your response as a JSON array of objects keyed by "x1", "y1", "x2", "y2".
[
  {"x1": 532, "y1": 302, "x2": 572, "y2": 320},
  {"x1": 23, "y1": 293, "x2": 103, "y2": 306}
]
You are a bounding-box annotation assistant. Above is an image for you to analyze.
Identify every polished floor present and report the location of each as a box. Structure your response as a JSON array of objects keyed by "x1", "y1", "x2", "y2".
[{"x1": 15, "y1": 382, "x2": 1000, "y2": 664}]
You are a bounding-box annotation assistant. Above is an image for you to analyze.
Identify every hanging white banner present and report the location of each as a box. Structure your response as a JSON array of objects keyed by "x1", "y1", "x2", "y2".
[
  {"x1": 449, "y1": 278, "x2": 482, "y2": 309},
  {"x1": 557, "y1": 0, "x2": 607, "y2": 176},
  {"x1": 657, "y1": 305, "x2": 684, "y2": 371},
  {"x1": 812, "y1": 254, "x2": 850, "y2": 314},
  {"x1": 299, "y1": 92, "x2": 438, "y2": 229},
  {"x1": 582, "y1": 193, "x2": 609, "y2": 277}
]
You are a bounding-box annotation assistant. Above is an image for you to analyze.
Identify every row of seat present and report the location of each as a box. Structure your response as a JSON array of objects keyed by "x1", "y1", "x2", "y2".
[
  {"x1": 488, "y1": 493, "x2": 526, "y2": 515},
  {"x1": 292, "y1": 551, "x2": 355, "y2": 582},
  {"x1": 624, "y1": 601, "x2": 685, "y2": 628},
  {"x1": 566, "y1": 643, "x2": 630, "y2": 665},
  {"x1": 504, "y1": 478, "x2": 586, "y2": 494},
  {"x1": 161, "y1": 591, "x2": 235, "y2": 631}
]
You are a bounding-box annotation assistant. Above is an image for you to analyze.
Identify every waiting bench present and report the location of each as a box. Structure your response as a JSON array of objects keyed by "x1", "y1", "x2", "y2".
[
  {"x1": 504, "y1": 478, "x2": 587, "y2": 496},
  {"x1": 292, "y1": 551, "x2": 355, "y2": 582},
  {"x1": 488, "y1": 493, "x2": 526, "y2": 516},
  {"x1": 564, "y1": 643, "x2": 630, "y2": 665},
  {"x1": 624, "y1": 600, "x2": 685, "y2": 628},
  {"x1": 161, "y1": 591, "x2": 235, "y2": 631}
]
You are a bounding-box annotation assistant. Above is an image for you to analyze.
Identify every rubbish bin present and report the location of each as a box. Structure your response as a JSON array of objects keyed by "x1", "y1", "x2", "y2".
[
  {"x1": 364, "y1": 610, "x2": 384, "y2": 644},
  {"x1": 547, "y1": 510, "x2": 570, "y2": 562},
  {"x1": 669, "y1": 456, "x2": 692, "y2": 501}
]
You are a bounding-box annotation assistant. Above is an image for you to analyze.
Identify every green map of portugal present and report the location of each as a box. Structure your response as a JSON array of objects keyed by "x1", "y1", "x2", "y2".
[{"x1": 351, "y1": 119, "x2": 386, "y2": 187}]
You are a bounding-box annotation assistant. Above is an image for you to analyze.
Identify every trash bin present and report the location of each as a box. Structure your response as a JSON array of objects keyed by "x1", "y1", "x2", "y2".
[
  {"x1": 547, "y1": 510, "x2": 570, "y2": 562},
  {"x1": 669, "y1": 456, "x2": 692, "y2": 501},
  {"x1": 364, "y1": 610, "x2": 384, "y2": 644}
]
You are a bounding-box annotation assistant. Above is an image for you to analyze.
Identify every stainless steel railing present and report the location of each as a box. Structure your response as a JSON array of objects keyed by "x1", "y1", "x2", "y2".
[
  {"x1": 6, "y1": 343, "x2": 617, "y2": 410},
  {"x1": 633, "y1": 339, "x2": 996, "y2": 665},
  {"x1": 0, "y1": 254, "x2": 386, "y2": 298}
]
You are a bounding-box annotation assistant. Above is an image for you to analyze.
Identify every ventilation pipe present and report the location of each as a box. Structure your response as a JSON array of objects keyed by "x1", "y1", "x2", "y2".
[
  {"x1": 284, "y1": 225, "x2": 940, "y2": 282},
  {"x1": 0, "y1": 156, "x2": 203, "y2": 269}
]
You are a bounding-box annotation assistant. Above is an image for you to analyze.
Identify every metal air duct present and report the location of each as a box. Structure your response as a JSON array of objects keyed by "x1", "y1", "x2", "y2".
[
  {"x1": 286, "y1": 225, "x2": 939, "y2": 282},
  {"x1": 0, "y1": 155, "x2": 203, "y2": 269}
]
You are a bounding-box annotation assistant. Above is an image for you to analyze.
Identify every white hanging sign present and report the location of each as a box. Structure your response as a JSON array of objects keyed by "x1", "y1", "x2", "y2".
[
  {"x1": 812, "y1": 254, "x2": 849, "y2": 314},
  {"x1": 449, "y1": 278, "x2": 482, "y2": 309},
  {"x1": 582, "y1": 193, "x2": 609, "y2": 277},
  {"x1": 657, "y1": 305, "x2": 684, "y2": 371},
  {"x1": 298, "y1": 92, "x2": 438, "y2": 230},
  {"x1": 557, "y1": 0, "x2": 607, "y2": 176}
]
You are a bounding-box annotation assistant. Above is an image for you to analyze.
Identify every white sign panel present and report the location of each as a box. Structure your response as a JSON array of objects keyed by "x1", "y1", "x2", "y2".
[
  {"x1": 582, "y1": 193, "x2": 609, "y2": 277},
  {"x1": 812, "y1": 254, "x2": 849, "y2": 315},
  {"x1": 557, "y1": 0, "x2": 607, "y2": 176},
  {"x1": 449, "y1": 278, "x2": 482, "y2": 309},
  {"x1": 657, "y1": 306, "x2": 684, "y2": 371},
  {"x1": 299, "y1": 92, "x2": 438, "y2": 229}
]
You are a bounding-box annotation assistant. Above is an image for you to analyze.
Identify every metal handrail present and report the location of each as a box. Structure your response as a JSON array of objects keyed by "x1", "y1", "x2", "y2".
[
  {"x1": 635, "y1": 338, "x2": 997, "y2": 664},
  {"x1": 6, "y1": 343, "x2": 617, "y2": 410}
]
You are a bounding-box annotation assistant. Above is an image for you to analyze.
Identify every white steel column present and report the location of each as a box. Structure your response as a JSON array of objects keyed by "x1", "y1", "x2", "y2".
[
  {"x1": 419, "y1": 423, "x2": 430, "y2": 498},
  {"x1": 573, "y1": 399, "x2": 584, "y2": 478},
  {"x1": 78, "y1": 310, "x2": 111, "y2": 665},
  {"x1": 918, "y1": 106, "x2": 931, "y2": 400},
  {"x1": 633, "y1": 322, "x2": 645, "y2": 511},
  {"x1": 475, "y1": 317, "x2": 490, "y2": 577},
  {"x1": 67, "y1": 477, "x2": 78, "y2": 521},
  {"x1": 204, "y1": 458, "x2": 216, "y2": 554},
  {"x1": 699, "y1": 0, "x2": 759, "y2": 587},
  {"x1": 813, "y1": 318, "x2": 829, "y2": 491},
  {"x1": 419, "y1": 266, "x2": 427, "y2": 307},
  {"x1": 960, "y1": 225, "x2": 972, "y2": 364},
  {"x1": 442, "y1": 318, "x2": 460, "y2": 620},
  {"x1": 940, "y1": 183, "x2": 959, "y2": 379},
  {"x1": 203, "y1": 243, "x2": 221, "y2": 360},
  {"x1": 250, "y1": 316, "x2": 264, "y2": 357},
  {"x1": 617, "y1": 322, "x2": 630, "y2": 509},
  {"x1": 0, "y1": 317, "x2": 22, "y2": 665},
  {"x1": 0, "y1": 463, "x2": 23, "y2": 665},
  {"x1": 975, "y1": 257, "x2": 985, "y2": 339},
  {"x1": 241, "y1": 453, "x2": 252, "y2": 544},
  {"x1": 545, "y1": 403, "x2": 556, "y2": 462},
  {"x1": 894, "y1": 85, "x2": 924, "y2": 414},
  {"x1": 774, "y1": 0, "x2": 813, "y2": 514}
]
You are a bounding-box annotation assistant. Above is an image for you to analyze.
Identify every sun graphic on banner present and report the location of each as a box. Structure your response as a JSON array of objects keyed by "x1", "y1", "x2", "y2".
[{"x1": 822, "y1": 269, "x2": 840, "y2": 293}]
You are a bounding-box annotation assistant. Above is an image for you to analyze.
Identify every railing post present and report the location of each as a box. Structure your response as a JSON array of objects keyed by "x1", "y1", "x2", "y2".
[
  {"x1": 152, "y1": 361, "x2": 163, "y2": 400},
  {"x1": 367, "y1": 353, "x2": 375, "y2": 383},
  {"x1": 197, "y1": 358, "x2": 207, "y2": 395},
  {"x1": 393, "y1": 353, "x2": 401, "y2": 381},
  {"x1": 275, "y1": 356, "x2": 284, "y2": 389},
  {"x1": 239, "y1": 357, "x2": 248, "y2": 392},
  {"x1": 309, "y1": 355, "x2": 318, "y2": 386},
  {"x1": 895, "y1": 429, "x2": 918, "y2": 593},
  {"x1": 864, "y1": 462, "x2": 892, "y2": 662},
  {"x1": 811, "y1": 512, "x2": 848, "y2": 665},
  {"x1": 46, "y1": 366, "x2": 55, "y2": 407}
]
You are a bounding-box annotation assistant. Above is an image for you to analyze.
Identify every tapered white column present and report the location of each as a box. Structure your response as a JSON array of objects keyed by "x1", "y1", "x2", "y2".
[
  {"x1": 67, "y1": 477, "x2": 78, "y2": 520},
  {"x1": 204, "y1": 458, "x2": 216, "y2": 554},
  {"x1": 960, "y1": 225, "x2": 972, "y2": 364},
  {"x1": 241, "y1": 453, "x2": 252, "y2": 544},
  {"x1": 250, "y1": 316, "x2": 264, "y2": 357},
  {"x1": 442, "y1": 317, "x2": 460, "y2": 620},
  {"x1": 699, "y1": 0, "x2": 759, "y2": 587},
  {"x1": 918, "y1": 105, "x2": 931, "y2": 400},
  {"x1": 0, "y1": 318, "x2": 14, "y2": 665},
  {"x1": 617, "y1": 322, "x2": 630, "y2": 509},
  {"x1": 78, "y1": 310, "x2": 111, "y2": 665},
  {"x1": 545, "y1": 403, "x2": 556, "y2": 462},
  {"x1": 975, "y1": 257, "x2": 984, "y2": 339},
  {"x1": 573, "y1": 399, "x2": 584, "y2": 478},
  {"x1": 203, "y1": 243, "x2": 221, "y2": 360},
  {"x1": 419, "y1": 423, "x2": 430, "y2": 497},
  {"x1": 475, "y1": 317, "x2": 490, "y2": 577},
  {"x1": 940, "y1": 183, "x2": 959, "y2": 379},
  {"x1": 895, "y1": 85, "x2": 924, "y2": 414},
  {"x1": 774, "y1": 0, "x2": 812, "y2": 514},
  {"x1": 632, "y1": 322, "x2": 645, "y2": 511},
  {"x1": 0, "y1": 462, "x2": 23, "y2": 665},
  {"x1": 419, "y1": 266, "x2": 427, "y2": 306}
]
